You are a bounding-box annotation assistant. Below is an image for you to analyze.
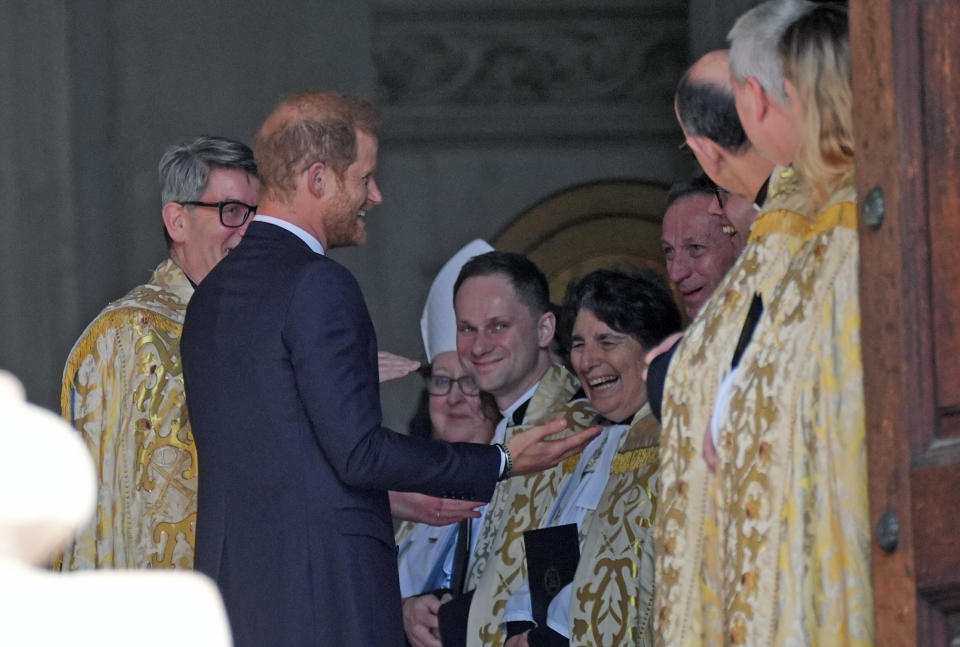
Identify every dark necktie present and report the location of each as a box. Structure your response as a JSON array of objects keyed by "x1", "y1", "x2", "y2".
[
  {"x1": 511, "y1": 399, "x2": 530, "y2": 426},
  {"x1": 449, "y1": 517, "x2": 471, "y2": 595},
  {"x1": 731, "y1": 293, "x2": 764, "y2": 369}
]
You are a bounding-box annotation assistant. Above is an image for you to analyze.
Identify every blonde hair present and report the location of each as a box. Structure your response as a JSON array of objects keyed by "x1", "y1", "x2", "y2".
[{"x1": 779, "y1": 2, "x2": 854, "y2": 204}]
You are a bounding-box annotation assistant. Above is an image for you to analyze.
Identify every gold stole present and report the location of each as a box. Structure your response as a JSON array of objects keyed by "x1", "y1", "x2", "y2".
[{"x1": 567, "y1": 405, "x2": 660, "y2": 647}]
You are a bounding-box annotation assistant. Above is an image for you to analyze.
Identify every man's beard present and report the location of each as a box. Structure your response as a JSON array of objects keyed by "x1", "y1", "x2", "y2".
[{"x1": 325, "y1": 203, "x2": 367, "y2": 249}]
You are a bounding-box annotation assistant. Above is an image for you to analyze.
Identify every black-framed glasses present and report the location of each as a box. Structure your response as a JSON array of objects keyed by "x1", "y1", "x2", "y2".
[
  {"x1": 424, "y1": 373, "x2": 480, "y2": 397},
  {"x1": 178, "y1": 200, "x2": 257, "y2": 228}
]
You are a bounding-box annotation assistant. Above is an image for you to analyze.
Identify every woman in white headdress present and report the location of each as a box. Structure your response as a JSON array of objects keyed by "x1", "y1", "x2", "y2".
[{"x1": 394, "y1": 241, "x2": 498, "y2": 647}]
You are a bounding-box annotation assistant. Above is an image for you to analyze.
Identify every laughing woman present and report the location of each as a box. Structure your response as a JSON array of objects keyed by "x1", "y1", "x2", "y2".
[{"x1": 503, "y1": 268, "x2": 681, "y2": 647}]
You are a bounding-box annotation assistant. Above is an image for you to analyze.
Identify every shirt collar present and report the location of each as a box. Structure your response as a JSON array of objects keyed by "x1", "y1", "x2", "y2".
[
  {"x1": 753, "y1": 174, "x2": 771, "y2": 210},
  {"x1": 254, "y1": 214, "x2": 326, "y2": 255},
  {"x1": 596, "y1": 406, "x2": 644, "y2": 427},
  {"x1": 500, "y1": 381, "x2": 541, "y2": 425}
]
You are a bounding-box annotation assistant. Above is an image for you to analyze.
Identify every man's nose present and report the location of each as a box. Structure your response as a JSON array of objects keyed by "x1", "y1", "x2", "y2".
[
  {"x1": 668, "y1": 256, "x2": 691, "y2": 284},
  {"x1": 367, "y1": 177, "x2": 383, "y2": 205},
  {"x1": 471, "y1": 331, "x2": 493, "y2": 355},
  {"x1": 708, "y1": 193, "x2": 724, "y2": 216}
]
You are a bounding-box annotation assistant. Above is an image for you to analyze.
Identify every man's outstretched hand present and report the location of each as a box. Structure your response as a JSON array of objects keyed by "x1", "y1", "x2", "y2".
[
  {"x1": 389, "y1": 491, "x2": 484, "y2": 526},
  {"x1": 379, "y1": 351, "x2": 421, "y2": 383},
  {"x1": 506, "y1": 417, "x2": 601, "y2": 477}
]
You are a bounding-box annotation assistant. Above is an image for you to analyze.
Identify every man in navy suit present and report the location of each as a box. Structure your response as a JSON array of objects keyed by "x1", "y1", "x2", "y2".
[{"x1": 180, "y1": 90, "x2": 598, "y2": 647}]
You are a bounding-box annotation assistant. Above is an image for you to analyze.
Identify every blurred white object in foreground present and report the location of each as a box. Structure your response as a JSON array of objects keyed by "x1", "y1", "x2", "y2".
[{"x1": 0, "y1": 370, "x2": 232, "y2": 645}]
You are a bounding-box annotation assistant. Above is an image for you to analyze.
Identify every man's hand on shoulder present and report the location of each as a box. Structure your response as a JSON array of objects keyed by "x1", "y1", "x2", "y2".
[{"x1": 378, "y1": 351, "x2": 420, "y2": 383}]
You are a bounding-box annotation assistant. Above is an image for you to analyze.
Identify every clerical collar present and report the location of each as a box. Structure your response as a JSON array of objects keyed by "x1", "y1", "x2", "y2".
[
  {"x1": 500, "y1": 381, "x2": 541, "y2": 427},
  {"x1": 753, "y1": 175, "x2": 771, "y2": 210},
  {"x1": 254, "y1": 215, "x2": 326, "y2": 255},
  {"x1": 596, "y1": 410, "x2": 638, "y2": 427},
  {"x1": 511, "y1": 401, "x2": 530, "y2": 426}
]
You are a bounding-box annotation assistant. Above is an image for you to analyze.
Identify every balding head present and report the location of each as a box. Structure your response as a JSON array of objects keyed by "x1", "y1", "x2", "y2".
[
  {"x1": 675, "y1": 50, "x2": 749, "y2": 156},
  {"x1": 689, "y1": 49, "x2": 729, "y2": 84},
  {"x1": 675, "y1": 50, "x2": 775, "y2": 202},
  {"x1": 254, "y1": 90, "x2": 382, "y2": 203}
]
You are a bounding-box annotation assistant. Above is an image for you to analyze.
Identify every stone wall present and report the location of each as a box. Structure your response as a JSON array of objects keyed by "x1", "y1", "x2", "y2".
[{"x1": 0, "y1": 0, "x2": 757, "y2": 429}]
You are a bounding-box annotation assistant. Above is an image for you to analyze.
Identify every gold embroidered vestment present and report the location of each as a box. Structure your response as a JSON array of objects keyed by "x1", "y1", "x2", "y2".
[
  {"x1": 564, "y1": 404, "x2": 661, "y2": 647},
  {"x1": 656, "y1": 167, "x2": 810, "y2": 645},
  {"x1": 465, "y1": 365, "x2": 594, "y2": 647},
  {"x1": 655, "y1": 173, "x2": 874, "y2": 645},
  {"x1": 56, "y1": 259, "x2": 198, "y2": 570}
]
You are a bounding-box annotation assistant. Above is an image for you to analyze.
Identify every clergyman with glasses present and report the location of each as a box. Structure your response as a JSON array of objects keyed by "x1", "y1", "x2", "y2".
[{"x1": 55, "y1": 136, "x2": 259, "y2": 571}]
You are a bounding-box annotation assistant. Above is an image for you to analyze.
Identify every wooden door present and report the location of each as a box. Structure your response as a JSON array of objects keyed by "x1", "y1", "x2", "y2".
[{"x1": 852, "y1": 1, "x2": 960, "y2": 645}]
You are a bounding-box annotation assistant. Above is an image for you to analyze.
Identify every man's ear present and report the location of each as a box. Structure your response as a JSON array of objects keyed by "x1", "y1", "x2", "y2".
[
  {"x1": 745, "y1": 76, "x2": 770, "y2": 123},
  {"x1": 306, "y1": 162, "x2": 327, "y2": 199},
  {"x1": 161, "y1": 202, "x2": 188, "y2": 244},
  {"x1": 537, "y1": 310, "x2": 556, "y2": 349},
  {"x1": 687, "y1": 135, "x2": 721, "y2": 165}
]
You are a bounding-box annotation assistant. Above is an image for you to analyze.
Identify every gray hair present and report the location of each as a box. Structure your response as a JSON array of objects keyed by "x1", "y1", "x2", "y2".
[
  {"x1": 158, "y1": 135, "x2": 257, "y2": 205},
  {"x1": 728, "y1": 0, "x2": 816, "y2": 104}
]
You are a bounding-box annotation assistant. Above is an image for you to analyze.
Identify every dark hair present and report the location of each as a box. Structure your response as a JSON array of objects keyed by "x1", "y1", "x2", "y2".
[
  {"x1": 666, "y1": 172, "x2": 717, "y2": 209},
  {"x1": 561, "y1": 268, "x2": 682, "y2": 351},
  {"x1": 453, "y1": 251, "x2": 551, "y2": 317},
  {"x1": 158, "y1": 135, "x2": 258, "y2": 247},
  {"x1": 675, "y1": 71, "x2": 750, "y2": 154},
  {"x1": 553, "y1": 300, "x2": 576, "y2": 366}
]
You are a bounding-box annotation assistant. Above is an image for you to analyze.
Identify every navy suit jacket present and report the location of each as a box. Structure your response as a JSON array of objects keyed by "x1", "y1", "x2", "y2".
[{"x1": 181, "y1": 222, "x2": 500, "y2": 646}]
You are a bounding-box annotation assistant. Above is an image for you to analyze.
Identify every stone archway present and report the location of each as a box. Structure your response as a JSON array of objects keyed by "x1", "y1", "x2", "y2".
[{"x1": 493, "y1": 179, "x2": 669, "y2": 302}]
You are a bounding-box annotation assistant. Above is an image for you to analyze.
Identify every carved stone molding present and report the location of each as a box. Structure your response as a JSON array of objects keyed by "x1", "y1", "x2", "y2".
[{"x1": 372, "y1": 3, "x2": 687, "y2": 142}]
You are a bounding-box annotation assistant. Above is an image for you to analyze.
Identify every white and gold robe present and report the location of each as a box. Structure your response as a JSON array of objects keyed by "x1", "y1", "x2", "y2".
[
  {"x1": 656, "y1": 172, "x2": 874, "y2": 646},
  {"x1": 465, "y1": 365, "x2": 594, "y2": 647},
  {"x1": 56, "y1": 258, "x2": 197, "y2": 569},
  {"x1": 655, "y1": 167, "x2": 810, "y2": 645},
  {"x1": 557, "y1": 405, "x2": 660, "y2": 647},
  {"x1": 712, "y1": 176, "x2": 873, "y2": 646}
]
